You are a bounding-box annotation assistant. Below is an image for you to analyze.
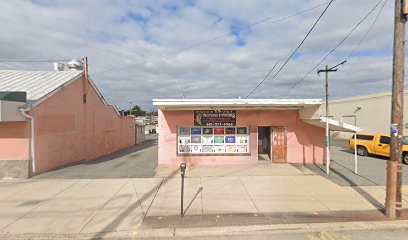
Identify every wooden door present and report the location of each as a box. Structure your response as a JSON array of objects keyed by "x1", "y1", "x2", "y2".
[{"x1": 272, "y1": 127, "x2": 287, "y2": 163}]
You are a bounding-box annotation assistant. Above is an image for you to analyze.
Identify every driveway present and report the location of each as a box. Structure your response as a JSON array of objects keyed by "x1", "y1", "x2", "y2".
[
  {"x1": 305, "y1": 145, "x2": 408, "y2": 186},
  {"x1": 33, "y1": 134, "x2": 158, "y2": 179}
]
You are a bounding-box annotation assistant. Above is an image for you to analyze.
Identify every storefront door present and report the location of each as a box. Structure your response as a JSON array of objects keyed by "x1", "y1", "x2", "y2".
[
  {"x1": 258, "y1": 126, "x2": 271, "y2": 161},
  {"x1": 272, "y1": 127, "x2": 287, "y2": 163}
]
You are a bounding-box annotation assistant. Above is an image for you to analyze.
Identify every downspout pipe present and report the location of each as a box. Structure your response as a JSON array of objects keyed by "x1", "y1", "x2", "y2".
[{"x1": 19, "y1": 109, "x2": 36, "y2": 173}]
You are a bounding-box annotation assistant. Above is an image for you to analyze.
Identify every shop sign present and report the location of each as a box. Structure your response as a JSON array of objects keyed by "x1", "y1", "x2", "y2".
[{"x1": 194, "y1": 110, "x2": 236, "y2": 126}]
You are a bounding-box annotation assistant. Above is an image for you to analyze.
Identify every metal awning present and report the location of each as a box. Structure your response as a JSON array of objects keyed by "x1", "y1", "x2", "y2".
[{"x1": 302, "y1": 117, "x2": 361, "y2": 132}]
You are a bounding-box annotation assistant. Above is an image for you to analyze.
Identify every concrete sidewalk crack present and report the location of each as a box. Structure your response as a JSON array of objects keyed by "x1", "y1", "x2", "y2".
[
  {"x1": 131, "y1": 178, "x2": 145, "y2": 215},
  {"x1": 0, "y1": 179, "x2": 80, "y2": 231},
  {"x1": 238, "y1": 177, "x2": 260, "y2": 213},
  {"x1": 79, "y1": 179, "x2": 130, "y2": 233}
]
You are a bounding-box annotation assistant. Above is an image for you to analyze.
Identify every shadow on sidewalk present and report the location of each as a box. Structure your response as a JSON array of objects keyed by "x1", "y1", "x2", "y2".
[
  {"x1": 89, "y1": 169, "x2": 178, "y2": 239},
  {"x1": 312, "y1": 164, "x2": 384, "y2": 212},
  {"x1": 184, "y1": 187, "x2": 203, "y2": 216}
]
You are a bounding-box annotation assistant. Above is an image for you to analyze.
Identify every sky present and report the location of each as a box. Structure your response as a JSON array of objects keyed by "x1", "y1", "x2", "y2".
[{"x1": 0, "y1": 0, "x2": 398, "y2": 111}]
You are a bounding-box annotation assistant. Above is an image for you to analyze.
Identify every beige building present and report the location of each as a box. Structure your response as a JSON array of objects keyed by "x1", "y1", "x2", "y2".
[{"x1": 325, "y1": 90, "x2": 408, "y2": 143}]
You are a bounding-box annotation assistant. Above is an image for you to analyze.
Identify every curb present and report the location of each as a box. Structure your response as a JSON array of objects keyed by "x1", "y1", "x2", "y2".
[{"x1": 1, "y1": 220, "x2": 407, "y2": 239}]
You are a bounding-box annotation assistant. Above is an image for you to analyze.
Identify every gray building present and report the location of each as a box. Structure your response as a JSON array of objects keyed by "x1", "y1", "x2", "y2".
[{"x1": 326, "y1": 90, "x2": 408, "y2": 143}]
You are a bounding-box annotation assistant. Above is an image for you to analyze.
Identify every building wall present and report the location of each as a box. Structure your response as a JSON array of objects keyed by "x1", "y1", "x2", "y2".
[
  {"x1": 327, "y1": 91, "x2": 408, "y2": 143},
  {"x1": 29, "y1": 75, "x2": 135, "y2": 175},
  {"x1": 0, "y1": 121, "x2": 30, "y2": 159},
  {"x1": 158, "y1": 109, "x2": 325, "y2": 165}
]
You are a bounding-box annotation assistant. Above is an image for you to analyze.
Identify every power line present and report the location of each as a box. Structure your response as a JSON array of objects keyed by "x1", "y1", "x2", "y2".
[
  {"x1": 91, "y1": 1, "x2": 333, "y2": 76},
  {"x1": 245, "y1": 0, "x2": 335, "y2": 98},
  {"x1": 346, "y1": 0, "x2": 388, "y2": 60},
  {"x1": 279, "y1": 0, "x2": 386, "y2": 97},
  {"x1": 0, "y1": 59, "x2": 70, "y2": 63}
]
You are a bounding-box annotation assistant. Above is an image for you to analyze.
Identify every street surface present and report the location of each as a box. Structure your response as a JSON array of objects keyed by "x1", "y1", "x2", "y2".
[
  {"x1": 1, "y1": 135, "x2": 408, "y2": 239},
  {"x1": 33, "y1": 134, "x2": 158, "y2": 179}
]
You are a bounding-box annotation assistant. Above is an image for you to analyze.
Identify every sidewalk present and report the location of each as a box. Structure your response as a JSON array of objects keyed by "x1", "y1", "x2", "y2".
[{"x1": 0, "y1": 164, "x2": 407, "y2": 238}]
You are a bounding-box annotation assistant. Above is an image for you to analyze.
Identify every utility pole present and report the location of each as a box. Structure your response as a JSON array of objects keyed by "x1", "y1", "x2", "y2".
[
  {"x1": 129, "y1": 100, "x2": 133, "y2": 116},
  {"x1": 386, "y1": 0, "x2": 406, "y2": 219},
  {"x1": 318, "y1": 61, "x2": 346, "y2": 175}
]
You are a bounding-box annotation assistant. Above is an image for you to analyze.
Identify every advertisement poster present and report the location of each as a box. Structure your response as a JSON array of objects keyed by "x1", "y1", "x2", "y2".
[
  {"x1": 191, "y1": 136, "x2": 201, "y2": 143},
  {"x1": 225, "y1": 145, "x2": 236, "y2": 153},
  {"x1": 179, "y1": 145, "x2": 190, "y2": 153},
  {"x1": 191, "y1": 145, "x2": 202, "y2": 153},
  {"x1": 202, "y1": 136, "x2": 214, "y2": 144},
  {"x1": 203, "y1": 128, "x2": 213, "y2": 135},
  {"x1": 236, "y1": 136, "x2": 248, "y2": 144},
  {"x1": 225, "y1": 136, "x2": 236, "y2": 144},
  {"x1": 179, "y1": 137, "x2": 191, "y2": 144},
  {"x1": 237, "y1": 127, "x2": 247, "y2": 135},
  {"x1": 180, "y1": 127, "x2": 190, "y2": 135},
  {"x1": 237, "y1": 145, "x2": 248, "y2": 153},
  {"x1": 214, "y1": 146, "x2": 225, "y2": 153},
  {"x1": 214, "y1": 127, "x2": 224, "y2": 135},
  {"x1": 191, "y1": 128, "x2": 202, "y2": 135},
  {"x1": 225, "y1": 127, "x2": 236, "y2": 134},
  {"x1": 202, "y1": 145, "x2": 213, "y2": 153},
  {"x1": 214, "y1": 136, "x2": 224, "y2": 144},
  {"x1": 194, "y1": 110, "x2": 236, "y2": 126}
]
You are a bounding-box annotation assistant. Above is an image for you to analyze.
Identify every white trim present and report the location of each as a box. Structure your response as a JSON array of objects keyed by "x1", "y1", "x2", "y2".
[{"x1": 153, "y1": 99, "x2": 322, "y2": 110}]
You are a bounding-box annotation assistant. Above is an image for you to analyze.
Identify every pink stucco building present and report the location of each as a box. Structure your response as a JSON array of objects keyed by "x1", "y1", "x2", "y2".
[
  {"x1": 0, "y1": 69, "x2": 135, "y2": 178},
  {"x1": 153, "y1": 99, "x2": 359, "y2": 166}
]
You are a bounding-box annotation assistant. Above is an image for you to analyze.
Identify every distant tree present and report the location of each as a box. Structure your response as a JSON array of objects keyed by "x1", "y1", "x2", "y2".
[{"x1": 130, "y1": 105, "x2": 146, "y2": 117}]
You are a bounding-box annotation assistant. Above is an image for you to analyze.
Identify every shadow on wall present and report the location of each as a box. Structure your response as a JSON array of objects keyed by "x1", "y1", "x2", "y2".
[{"x1": 294, "y1": 123, "x2": 325, "y2": 165}]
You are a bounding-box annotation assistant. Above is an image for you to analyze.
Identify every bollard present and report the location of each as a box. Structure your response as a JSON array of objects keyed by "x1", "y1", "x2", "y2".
[{"x1": 180, "y1": 163, "x2": 186, "y2": 217}]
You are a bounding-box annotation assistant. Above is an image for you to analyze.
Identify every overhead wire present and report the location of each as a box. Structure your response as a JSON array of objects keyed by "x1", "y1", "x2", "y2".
[
  {"x1": 279, "y1": 0, "x2": 387, "y2": 97},
  {"x1": 90, "y1": 1, "x2": 334, "y2": 76},
  {"x1": 245, "y1": 0, "x2": 335, "y2": 98},
  {"x1": 0, "y1": 59, "x2": 70, "y2": 63}
]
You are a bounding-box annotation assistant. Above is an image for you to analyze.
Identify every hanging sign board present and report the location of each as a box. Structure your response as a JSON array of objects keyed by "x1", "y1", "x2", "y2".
[{"x1": 194, "y1": 110, "x2": 236, "y2": 126}]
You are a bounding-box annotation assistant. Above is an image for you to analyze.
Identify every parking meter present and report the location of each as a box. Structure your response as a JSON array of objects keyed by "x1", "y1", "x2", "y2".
[
  {"x1": 180, "y1": 163, "x2": 186, "y2": 177},
  {"x1": 180, "y1": 163, "x2": 186, "y2": 217}
]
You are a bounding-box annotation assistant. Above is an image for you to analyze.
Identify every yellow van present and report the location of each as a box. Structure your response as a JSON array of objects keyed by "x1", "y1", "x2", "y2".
[{"x1": 349, "y1": 133, "x2": 408, "y2": 164}]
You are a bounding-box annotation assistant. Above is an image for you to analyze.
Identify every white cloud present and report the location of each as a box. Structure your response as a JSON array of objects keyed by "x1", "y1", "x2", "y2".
[{"x1": 0, "y1": 0, "x2": 398, "y2": 110}]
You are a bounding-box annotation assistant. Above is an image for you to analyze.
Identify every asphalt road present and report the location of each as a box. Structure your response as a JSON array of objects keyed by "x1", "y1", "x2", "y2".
[
  {"x1": 33, "y1": 134, "x2": 158, "y2": 179},
  {"x1": 304, "y1": 145, "x2": 408, "y2": 186}
]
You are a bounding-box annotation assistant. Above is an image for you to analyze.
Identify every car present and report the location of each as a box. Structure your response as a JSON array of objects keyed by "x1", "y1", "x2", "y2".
[{"x1": 349, "y1": 133, "x2": 408, "y2": 164}]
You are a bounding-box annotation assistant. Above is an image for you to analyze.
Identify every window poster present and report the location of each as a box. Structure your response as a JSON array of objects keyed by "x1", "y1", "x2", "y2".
[
  {"x1": 179, "y1": 136, "x2": 191, "y2": 144},
  {"x1": 203, "y1": 128, "x2": 213, "y2": 135},
  {"x1": 202, "y1": 136, "x2": 214, "y2": 144},
  {"x1": 225, "y1": 136, "x2": 236, "y2": 144},
  {"x1": 237, "y1": 145, "x2": 247, "y2": 153},
  {"x1": 191, "y1": 128, "x2": 202, "y2": 135},
  {"x1": 225, "y1": 145, "x2": 236, "y2": 153},
  {"x1": 214, "y1": 136, "x2": 224, "y2": 144},
  {"x1": 180, "y1": 127, "x2": 190, "y2": 135},
  {"x1": 237, "y1": 127, "x2": 247, "y2": 135},
  {"x1": 236, "y1": 136, "x2": 248, "y2": 144},
  {"x1": 179, "y1": 145, "x2": 191, "y2": 153},
  {"x1": 178, "y1": 126, "x2": 250, "y2": 155},
  {"x1": 214, "y1": 146, "x2": 225, "y2": 153},
  {"x1": 225, "y1": 127, "x2": 236, "y2": 134},
  {"x1": 191, "y1": 145, "x2": 202, "y2": 153},
  {"x1": 191, "y1": 136, "x2": 201, "y2": 143},
  {"x1": 202, "y1": 145, "x2": 213, "y2": 153},
  {"x1": 214, "y1": 127, "x2": 225, "y2": 135}
]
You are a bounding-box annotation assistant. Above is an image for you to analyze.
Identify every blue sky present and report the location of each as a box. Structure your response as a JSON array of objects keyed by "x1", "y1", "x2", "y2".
[{"x1": 0, "y1": 0, "x2": 397, "y2": 110}]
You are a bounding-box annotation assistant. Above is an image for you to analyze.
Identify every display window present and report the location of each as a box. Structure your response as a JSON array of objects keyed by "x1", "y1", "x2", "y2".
[{"x1": 177, "y1": 126, "x2": 250, "y2": 154}]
